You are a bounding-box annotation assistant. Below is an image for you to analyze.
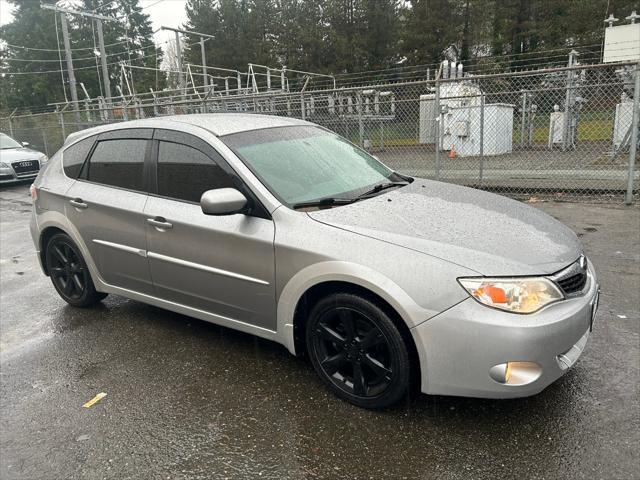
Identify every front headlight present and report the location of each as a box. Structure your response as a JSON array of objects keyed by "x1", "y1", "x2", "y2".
[
  {"x1": 458, "y1": 277, "x2": 564, "y2": 314},
  {"x1": 39, "y1": 154, "x2": 48, "y2": 164},
  {"x1": 0, "y1": 162, "x2": 9, "y2": 168}
]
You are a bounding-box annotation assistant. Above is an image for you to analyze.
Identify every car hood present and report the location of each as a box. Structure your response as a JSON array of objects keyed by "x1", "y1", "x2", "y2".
[
  {"x1": 0, "y1": 148, "x2": 43, "y2": 162},
  {"x1": 307, "y1": 179, "x2": 582, "y2": 276}
]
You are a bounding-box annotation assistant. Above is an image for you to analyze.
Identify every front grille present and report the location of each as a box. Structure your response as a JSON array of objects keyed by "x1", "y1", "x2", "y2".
[
  {"x1": 549, "y1": 256, "x2": 588, "y2": 296},
  {"x1": 12, "y1": 160, "x2": 39, "y2": 175},
  {"x1": 557, "y1": 272, "x2": 587, "y2": 294},
  {"x1": 0, "y1": 174, "x2": 14, "y2": 181}
]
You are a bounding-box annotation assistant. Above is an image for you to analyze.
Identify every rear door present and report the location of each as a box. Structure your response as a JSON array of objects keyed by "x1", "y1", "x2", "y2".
[
  {"x1": 144, "y1": 129, "x2": 276, "y2": 330},
  {"x1": 65, "y1": 128, "x2": 154, "y2": 294}
]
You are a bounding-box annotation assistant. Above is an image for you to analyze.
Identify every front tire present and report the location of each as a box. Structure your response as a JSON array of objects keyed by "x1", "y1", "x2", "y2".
[
  {"x1": 44, "y1": 233, "x2": 107, "y2": 307},
  {"x1": 306, "y1": 293, "x2": 411, "y2": 409}
]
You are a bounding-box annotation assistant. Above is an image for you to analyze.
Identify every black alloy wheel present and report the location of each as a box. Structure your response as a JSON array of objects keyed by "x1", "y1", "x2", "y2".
[
  {"x1": 306, "y1": 293, "x2": 411, "y2": 408},
  {"x1": 45, "y1": 233, "x2": 106, "y2": 307}
]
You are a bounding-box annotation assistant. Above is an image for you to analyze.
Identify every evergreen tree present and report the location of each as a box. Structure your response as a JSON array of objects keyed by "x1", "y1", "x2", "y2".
[
  {"x1": 75, "y1": 0, "x2": 163, "y2": 97},
  {"x1": 361, "y1": 0, "x2": 401, "y2": 70},
  {"x1": 0, "y1": 0, "x2": 162, "y2": 109},
  {"x1": 3, "y1": 0, "x2": 640, "y2": 109},
  {"x1": 402, "y1": 0, "x2": 459, "y2": 66},
  {"x1": 184, "y1": 0, "x2": 251, "y2": 72},
  {"x1": 0, "y1": 1, "x2": 68, "y2": 109},
  {"x1": 274, "y1": 0, "x2": 329, "y2": 72}
]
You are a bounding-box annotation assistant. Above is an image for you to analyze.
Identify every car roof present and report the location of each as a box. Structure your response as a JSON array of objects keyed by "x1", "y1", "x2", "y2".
[{"x1": 65, "y1": 113, "x2": 312, "y2": 146}]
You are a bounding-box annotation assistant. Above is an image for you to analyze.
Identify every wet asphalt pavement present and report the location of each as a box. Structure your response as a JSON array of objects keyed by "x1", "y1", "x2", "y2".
[{"x1": 1, "y1": 183, "x2": 638, "y2": 480}]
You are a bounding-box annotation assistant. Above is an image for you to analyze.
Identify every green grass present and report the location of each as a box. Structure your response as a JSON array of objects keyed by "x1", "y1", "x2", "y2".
[{"x1": 515, "y1": 118, "x2": 614, "y2": 143}]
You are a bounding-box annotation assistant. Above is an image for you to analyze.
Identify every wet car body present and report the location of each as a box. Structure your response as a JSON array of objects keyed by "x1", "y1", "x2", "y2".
[{"x1": 29, "y1": 114, "x2": 599, "y2": 408}]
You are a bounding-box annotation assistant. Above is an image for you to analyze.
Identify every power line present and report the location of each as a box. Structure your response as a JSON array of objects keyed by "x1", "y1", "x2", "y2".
[
  {"x1": 300, "y1": 40, "x2": 636, "y2": 85},
  {"x1": 2, "y1": 35, "x2": 636, "y2": 85},
  {"x1": 0, "y1": 36, "x2": 221, "y2": 77},
  {"x1": 306, "y1": 43, "x2": 638, "y2": 87},
  {"x1": 90, "y1": 0, "x2": 115, "y2": 14},
  {"x1": 2, "y1": 40, "x2": 165, "y2": 63},
  {"x1": 1, "y1": 47, "x2": 164, "y2": 75},
  {"x1": 142, "y1": 0, "x2": 166, "y2": 10},
  {"x1": 1, "y1": 39, "x2": 131, "y2": 53}
]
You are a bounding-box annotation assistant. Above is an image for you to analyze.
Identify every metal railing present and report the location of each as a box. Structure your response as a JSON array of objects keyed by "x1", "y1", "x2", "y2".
[{"x1": 2, "y1": 61, "x2": 638, "y2": 204}]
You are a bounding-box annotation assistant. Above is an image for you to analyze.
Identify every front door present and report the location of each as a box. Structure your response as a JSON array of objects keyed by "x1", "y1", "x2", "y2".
[{"x1": 144, "y1": 130, "x2": 276, "y2": 329}]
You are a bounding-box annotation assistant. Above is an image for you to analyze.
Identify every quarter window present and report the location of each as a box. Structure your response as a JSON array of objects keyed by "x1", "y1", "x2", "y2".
[
  {"x1": 63, "y1": 137, "x2": 94, "y2": 178},
  {"x1": 156, "y1": 141, "x2": 235, "y2": 203},
  {"x1": 83, "y1": 139, "x2": 147, "y2": 191}
]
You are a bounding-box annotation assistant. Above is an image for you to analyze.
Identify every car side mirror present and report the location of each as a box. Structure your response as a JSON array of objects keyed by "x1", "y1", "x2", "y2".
[
  {"x1": 200, "y1": 188, "x2": 248, "y2": 216},
  {"x1": 21, "y1": 142, "x2": 29, "y2": 147}
]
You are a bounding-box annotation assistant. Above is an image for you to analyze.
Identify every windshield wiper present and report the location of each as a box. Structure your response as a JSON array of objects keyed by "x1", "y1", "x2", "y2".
[
  {"x1": 292, "y1": 181, "x2": 409, "y2": 210},
  {"x1": 292, "y1": 196, "x2": 356, "y2": 210},
  {"x1": 354, "y1": 181, "x2": 409, "y2": 200}
]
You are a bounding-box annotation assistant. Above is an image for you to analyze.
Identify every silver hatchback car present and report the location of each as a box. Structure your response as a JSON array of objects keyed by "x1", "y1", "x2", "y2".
[{"x1": 30, "y1": 114, "x2": 599, "y2": 408}]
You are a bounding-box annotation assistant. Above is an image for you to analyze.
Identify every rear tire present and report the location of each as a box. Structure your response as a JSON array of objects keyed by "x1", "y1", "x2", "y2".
[
  {"x1": 44, "y1": 233, "x2": 107, "y2": 308},
  {"x1": 305, "y1": 293, "x2": 411, "y2": 409}
]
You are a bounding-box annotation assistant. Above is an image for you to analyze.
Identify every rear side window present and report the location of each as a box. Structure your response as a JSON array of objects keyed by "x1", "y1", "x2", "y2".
[
  {"x1": 157, "y1": 141, "x2": 235, "y2": 203},
  {"x1": 63, "y1": 138, "x2": 94, "y2": 178},
  {"x1": 83, "y1": 139, "x2": 147, "y2": 191}
]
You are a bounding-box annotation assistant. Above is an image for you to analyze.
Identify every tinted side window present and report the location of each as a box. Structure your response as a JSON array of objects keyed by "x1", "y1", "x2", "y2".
[
  {"x1": 157, "y1": 141, "x2": 235, "y2": 203},
  {"x1": 63, "y1": 137, "x2": 94, "y2": 178},
  {"x1": 84, "y1": 139, "x2": 147, "y2": 191}
]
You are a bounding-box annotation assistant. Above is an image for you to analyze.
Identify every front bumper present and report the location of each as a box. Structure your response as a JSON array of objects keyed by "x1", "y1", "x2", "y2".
[
  {"x1": 0, "y1": 166, "x2": 39, "y2": 184},
  {"x1": 412, "y1": 264, "x2": 599, "y2": 398}
]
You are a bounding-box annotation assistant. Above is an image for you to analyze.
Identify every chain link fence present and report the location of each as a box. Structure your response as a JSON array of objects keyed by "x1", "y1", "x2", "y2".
[{"x1": 2, "y1": 61, "x2": 638, "y2": 203}]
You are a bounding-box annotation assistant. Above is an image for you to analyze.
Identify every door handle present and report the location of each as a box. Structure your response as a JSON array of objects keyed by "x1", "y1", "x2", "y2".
[
  {"x1": 69, "y1": 198, "x2": 88, "y2": 209},
  {"x1": 147, "y1": 217, "x2": 173, "y2": 231}
]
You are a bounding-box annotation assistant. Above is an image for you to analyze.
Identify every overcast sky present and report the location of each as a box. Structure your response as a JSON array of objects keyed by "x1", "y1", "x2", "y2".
[{"x1": 0, "y1": 0, "x2": 189, "y2": 45}]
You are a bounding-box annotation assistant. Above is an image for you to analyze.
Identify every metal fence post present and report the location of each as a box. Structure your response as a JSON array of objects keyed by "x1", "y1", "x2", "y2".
[
  {"x1": 58, "y1": 110, "x2": 66, "y2": 143},
  {"x1": 8, "y1": 109, "x2": 16, "y2": 137},
  {"x1": 42, "y1": 129, "x2": 49, "y2": 156},
  {"x1": 479, "y1": 92, "x2": 485, "y2": 187},
  {"x1": 563, "y1": 50, "x2": 578, "y2": 152},
  {"x1": 520, "y1": 90, "x2": 527, "y2": 149},
  {"x1": 357, "y1": 90, "x2": 364, "y2": 147},
  {"x1": 625, "y1": 63, "x2": 640, "y2": 205},
  {"x1": 434, "y1": 78, "x2": 441, "y2": 180}
]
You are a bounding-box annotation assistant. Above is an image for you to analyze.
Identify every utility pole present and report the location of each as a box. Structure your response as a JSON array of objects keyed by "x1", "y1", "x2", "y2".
[
  {"x1": 200, "y1": 37, "x2": 208, "y2": 92},
  {"x1": 160, "y1": 26, "x2": 215, "y2": 98},
  {"x1": 95, "y1": 20, "x2": 112, "y2": 108},
  {"x1": 174, "y1": 31, "x2": 184, "y2": 98},
  {"x1": 58, "y1": 13, "x2": 81, "y2": 123},
  {"x1": 41, "y1": 4, "x2": 116, "y2": 123}
]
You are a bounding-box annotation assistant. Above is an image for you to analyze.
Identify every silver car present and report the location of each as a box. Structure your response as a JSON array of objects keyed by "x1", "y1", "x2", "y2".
[
  {"x1": 30, "y1": 114, "x2": 599, "y2": 408},
  {"x1": 1, "y1": 132, "x2": 48, "y2": 184}
]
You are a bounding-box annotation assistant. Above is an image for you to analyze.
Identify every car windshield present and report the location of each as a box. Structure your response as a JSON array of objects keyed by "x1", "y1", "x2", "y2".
[
  {"x1": 0, "y1": 133, "x2": 23, "y2": 150},
  {"x1": 222, "y1": 126, "x2": 404, "y2": 206}
]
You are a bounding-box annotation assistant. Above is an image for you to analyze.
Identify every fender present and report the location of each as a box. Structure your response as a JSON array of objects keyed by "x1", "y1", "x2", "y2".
[
  {"x1": 34, "y1": 209, "x2": 108, "y2": 293},
  {"x1": 276, "y1": 260, "x2": 431, "y2": 355}
]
